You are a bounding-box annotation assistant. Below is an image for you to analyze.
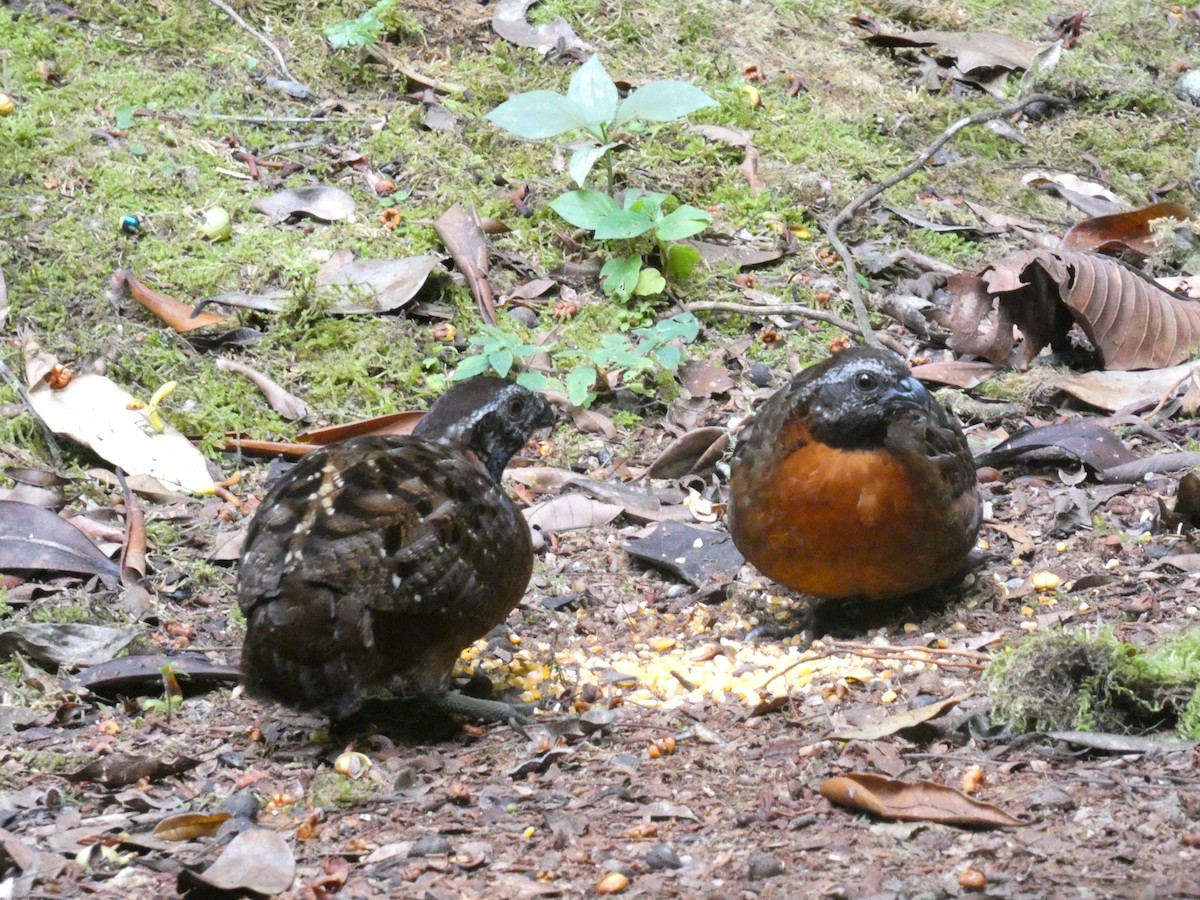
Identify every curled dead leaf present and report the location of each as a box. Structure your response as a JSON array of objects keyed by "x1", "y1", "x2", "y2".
[
  {"x1": 819, "y1": 772, "x2": 1025, "y2": 828},
  {"x1": 948, "y1": 249, "x2": 1200, "y2": 370}
]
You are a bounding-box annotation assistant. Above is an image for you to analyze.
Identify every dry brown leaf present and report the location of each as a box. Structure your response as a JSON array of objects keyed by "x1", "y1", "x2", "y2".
[
  {"x1": 910, "y1": 360, "x2": 1001, "y2": 389},
  {"x1": 0, "y1": 502, "x2": 120, "y2": 579},
  {"x1": 831, "y1": 691, "x2": 975, "y2": 741},
  {"x1": 1061, "y1": 201, "x2": 1194, "y2": 258},
  {"x1": 1050, "y1": 362, "x2": 1200, "y2": 412},
  {"x1": 181, "y1": 828, "x2": 296, "y2": 895},
  {"x1": 948, "y1": 249, "x2": 1200, "y2": 370},
  {"x1": 819, "y1": 773, "x2": 1025, "y2": 827},
  {"x1": 113, "y1": 270, "x2": 226, "y2": 333},
  {"x1": 863, "y1": 29, "x2": 1039, "y2": 96},
  {"x1": 648, "y1": 427, "x2": 729, "y2": 479},
  {"x1": 297, "y1": 410, "x2": 424, "y2": 444}
]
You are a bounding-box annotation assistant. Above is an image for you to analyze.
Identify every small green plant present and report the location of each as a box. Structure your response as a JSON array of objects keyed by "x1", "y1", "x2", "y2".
[
  {"x1": 324, "y1": 0, "x2": 398, "y2": 50},
  {"x1": 551, "y1": 189, "x2": 709, "y2": 302},
  {"x1": 451, "y1": 314, "x2": 699, "y2": 407},
  {"x1": 487, "y1": 57, "x2": 716, "y2": 301},
  {"x1": 486, "y1": 55, "x2": 716, "y2": 191},
  {"x1": 141, "y1": 663, "x2": 184, "y2": 719}
]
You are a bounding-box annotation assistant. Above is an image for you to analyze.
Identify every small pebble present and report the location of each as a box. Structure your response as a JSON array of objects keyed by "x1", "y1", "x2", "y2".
[
  {"x1": 408, "y1": 833, "x2": 452, "y2": 857},
  {"x1": 645, "y1": 843, "x2": 684, "y2": 870},
  {"x1": 508, "y1": 306, "x2": 539, "y2": 328},
  {"x1": 217, "y1": 792, "x2": 260, "y2": 820},
  {"x1": 747, "y1": 851, "x2": 785, "y2": 880},
  {"x1": 747, "y1": 363, "x2": 774, "y2": 388}
]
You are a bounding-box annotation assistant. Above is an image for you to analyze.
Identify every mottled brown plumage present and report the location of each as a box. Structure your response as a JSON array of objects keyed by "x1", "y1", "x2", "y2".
[
  {"x1": 237, "y1": 377, "x2": 555, "y2": 724},
  {"x1": 728, "y1": 347, "x2": 981, "y2": 602}
]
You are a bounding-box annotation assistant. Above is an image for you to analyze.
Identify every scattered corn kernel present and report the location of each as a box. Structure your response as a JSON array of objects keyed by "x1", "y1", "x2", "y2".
[
  {"x1": 1031, "y1": 571, "x2": 1061, "y2": 592},
  {"x1": 1055, "y1": 541, "x2": 1068, "y2": 553},
  {"x1": 597, "y1": 872, "x2": 629, "y2": 894},
  {"x1": 334, "y1": 750, "x2": 372, "y2": 780},
  {"x1": 522, "y1": 826, "x2": 535, "y2": 839},
  {"x1": 961, "y1": 764, "x2": 985, "y2": 794},
  {"x1": 1020, "y1": 606, "x2": 1034, "y2": 616},
  {"x1": 880, "y1": 690, "x2": 897, "y2": 703},
  {"x1": 1104, "y1": 558, "x2": 1119, "y2": 570}
]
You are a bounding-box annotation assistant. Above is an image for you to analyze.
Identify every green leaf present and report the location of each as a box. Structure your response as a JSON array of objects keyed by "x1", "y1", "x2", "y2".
[
  {"x1": 115, "y1": 105, "x2": 135, "y2": 130},
  {"x1": 567, "y1": 56, "x2": 619, "y2": 128},
  {"x1": 654, "y1": 204, "x2": 712, "y2": 241},
  {"x1": 593, "y1": 209, "x2": 654, "y2": 240},
  {"x1": 600, "y1": 255, "x2": 641, "y2": 301},
  {"x1": 489, "y1": 349, "x2": 515, "y2": 378},
  {"x1": 613, "y1": 80, "x2": 717, "y2": 126},
  {"x1": 665, "y1": 243, "x2": 702, "y2": 280},
  {"x1": 566, "y1": 366, "x2": 599, "y2": 406},
  {"x1": 452, "y1": 354, "x2": 493, "y2": 380},
  {"x1": 634, "y1": 267, "x2": 666, "y2": 296},
  {"x1": 516, "y1": 371, "x2": 565, "y2": 394},
  {"x1": 486, "y1": 91, "x2": 588, "y2": 139},
  {"x1": 549, "y1": 190, "x2": 621, "y2": 231},
  {"x1": 568, "y1": 142, "x2": 616, "y2": 188},
  {"x1": 655, "y1": 344, "x2": 682, "y2": 370}
]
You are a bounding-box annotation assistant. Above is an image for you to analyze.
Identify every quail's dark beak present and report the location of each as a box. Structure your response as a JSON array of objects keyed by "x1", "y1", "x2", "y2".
[
  {"x1": 884, "y1": 375, "x2": 931, "y2": 408},
  {"x1": 533, "y1": 396, "x2": 558, "y2": 432}
]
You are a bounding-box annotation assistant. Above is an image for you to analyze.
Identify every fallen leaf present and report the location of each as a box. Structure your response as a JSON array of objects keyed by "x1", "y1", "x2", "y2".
[
  {"x1": 976, "y1": 420, "x2": 1137, "y2": 471},
  {"x1": 253, "y1": 185, "x2": 355, "y2": 223},
  {"x1": 115, "y1": 470, "x2": 146, "y2": 587},
  {"x1": 910, "y1": 360, "x2": 1001, "y2": 389},
  {"x1": 0, "y1": 623, "x2": 134, "y2": 668},
  {"x1": 820, "y1": 772, "x2": 1025, "y2": 827},
  {"x1": 1061, "y1": 201, "x2": 1194, "y2": 258},
  {"x1": 1021, "y1": 171, "x2": 1128, "y2": 216},
  {"x1": 23, "y1": 341, "x2": 218, "y2": 495},
  {"x1": 947, "y1": 249, "x2": 1200, "y2": 370},
  {"x1": 623, "y1": 521, "x2": 744, "y2": 587},
  {"x1": 0, "y1": 501, "x2": 120, "y2": 579},
  {"x1": 1050, "y1": 362, "x2": 1200, "y2": 411},
  {"x1": 112, "y1": 270, "x2": 226, "y2": 333},
  {"x1": 297, "y1": 410, "x2": 424, "y2": 444},
  {"x1": 863, "y1": 29, "x2": 1039, "y2": 96},
  {"x1": 525, "y1": 494, "x2": 622, "y2": 534},
  {"x1": 435, "y1": 204, "x2": 496, "y2": 324},
  {"x1": 316, "y1": 251, "x2": 443, "y2": 314},
  {"x1": 153, "y1": 812, "x2": 231, "y2": 842},
  {"x1": 215, "y1": 358, "x2": 310, "y2": 420},
  {"x1": 648, "y1": 427, "x2": 730, "y2": 479},
  {"x1": 75, "y1": 652, "x2": 240, "y2": 696},
  {"x1": 831, "y1": 691, "x2": 975, "y2": 740},
  {"x1": 178, "y1": 828, "x2": 296, "y2": 896},
  {"x1": 492, "y1": 0, "x2": 591, "y2": 54}
]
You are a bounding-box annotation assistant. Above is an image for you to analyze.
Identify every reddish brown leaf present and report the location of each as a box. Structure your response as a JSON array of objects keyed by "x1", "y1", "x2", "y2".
[
  {"x1": 1061, "y1": 201, "x2": 1194, "y2": 258},
  {"x1": 297, "y1": 410, "x2": 423, "y2": 444},
  {"x1": 215, "y1": 359, "x2": 310, "y2": 420},
  {"x1": 819, "y1": 773, "x2": 1025, "y2": 827},
  {"x1": 948, "y1": 249, "x2": 1200, "y2": 370},
  {"x1": 648, "y1": 427, "x2": 730, "y2": 479},
  {"x1": 112, "y1": 269, "x2": 226, "y2": 333}
]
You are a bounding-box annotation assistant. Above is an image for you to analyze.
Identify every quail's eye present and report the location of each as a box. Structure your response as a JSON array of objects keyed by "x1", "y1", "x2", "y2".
[
  {"x1": 853, "y1": 371, "x2": 879, "y2": 393},
  {"x1": 507, "y1": 395, "x2": 526, "y2": 417}
]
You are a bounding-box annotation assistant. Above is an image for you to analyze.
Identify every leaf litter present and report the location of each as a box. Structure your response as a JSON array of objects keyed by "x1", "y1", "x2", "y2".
[{"x1": 7, "y1": 0, "x2": 1200, "y2": 897}]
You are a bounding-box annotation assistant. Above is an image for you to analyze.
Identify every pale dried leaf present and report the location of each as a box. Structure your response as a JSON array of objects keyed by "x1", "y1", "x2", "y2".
[
  {"x1": 524, "y1": 494, "x2": 622, "y2": 534},
  {"x1": 185, "y1": 828, "x2": 296, "y2": 895},
  {"x1": 253, "y1": 185, "x2": 355, "y2": 222},
  {"x1": 0, "y1": 623, "x2": 133, "y2": 668},
  {"x1": 1050, "y1": 363, "x2": 1200, "y2": 412},
  {"x1": 492, "y1": 0, "x2": 591, "y2": 53},
  {"x1": 215, "y1": 359, "x2": 310, "y2": 419},
  {"x1": 316, "y1": 253, "x2": 442, "y2": 314}
]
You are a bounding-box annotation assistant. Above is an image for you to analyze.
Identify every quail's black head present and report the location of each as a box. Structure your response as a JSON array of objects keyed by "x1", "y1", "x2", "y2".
[
  {"x1": 413, "y1": 376, "x2": 556, "y2": 482},
  {"x1": 794, "y1": 348, "x2": 931, "y2": 451}
]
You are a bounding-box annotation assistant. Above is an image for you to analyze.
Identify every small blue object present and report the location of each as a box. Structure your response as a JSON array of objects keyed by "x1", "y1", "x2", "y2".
[{"x1": 120, "y1": 214, "x2": 142, "y2": 235}]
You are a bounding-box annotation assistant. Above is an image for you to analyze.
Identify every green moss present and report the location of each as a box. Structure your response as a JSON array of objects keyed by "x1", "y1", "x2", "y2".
[
  {"x1": 309, "y1": 768, "x2": 377, "y2": 810},
  {"x1": 986, "y1": 629, "x2": 1200, "y2": 739}
]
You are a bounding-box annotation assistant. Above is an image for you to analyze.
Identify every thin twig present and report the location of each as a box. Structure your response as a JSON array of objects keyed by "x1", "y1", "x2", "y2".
[
  {"x1": 363, "y1": 44, "x2": 467, "y2": 95},
  {"x1": 137, "y1": 109, "x2": 339, "y2": 125},
  {"x1": 685, "y1": 297, "x2": 909, "y2": 355},
  {"x1": 204, "y1": 0, "x2": 298, "y2": 85},
  {"x1": 757, "y1": 638, "x2": 987, "y2": 691},
  {"x1": 824, "y1": 93, "x2": 1066, "y2": 348}
]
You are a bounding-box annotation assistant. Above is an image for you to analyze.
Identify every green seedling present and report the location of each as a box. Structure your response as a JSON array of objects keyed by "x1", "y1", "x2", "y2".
[
  {"x1": 486, "y1": 55, "x2": 716, "y2": 192},
  {"x1": 324, "y1": 0, "x2": 398, "y2": 50},
  {"x1": 558, "y1": 313, "x2": 699, "y2": 406},
  {"x1": 450, "y1": 325, "x2": 563, "y2": 394},
  {"x1": 551, "y1": 189, "x2": 709, "y2": 302}
]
